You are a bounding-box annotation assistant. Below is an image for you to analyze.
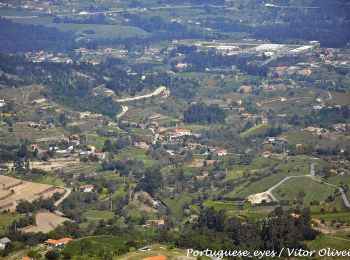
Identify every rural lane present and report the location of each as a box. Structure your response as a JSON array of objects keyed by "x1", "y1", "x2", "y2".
[
  {"x1": 116, "y1": 105, "x2": 129, "y2": 118},
  {"x1": 115, "y1": 86, "x2": 166, "y2": 103},
  {"x1": 54, "y1": 187, "x2": 72, "y2": 216}
]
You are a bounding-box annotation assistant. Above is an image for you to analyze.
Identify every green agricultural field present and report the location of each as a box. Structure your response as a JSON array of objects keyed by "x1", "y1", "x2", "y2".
[
  {"x1": 224, "y1": 166, "x2": 246, "y2": 181},
  {"x1": 162, "y1": 193, "x2": 195, "y2": 220},
  {"x1": 64, "y1": 163, "x2": 101, "y2": 177},
  {"x1": 125, "y1": 149, "x2": 156, "y2": 167},
  {"x1": 307, "y1": 234, "x2": 350, "y2": 252},
  {"x1": 6, "y1": 15, "x2": 148, "y2": 39},
  {"x1": 225, "y1": 156, "x2": 317, "y2": 198},
  {"x1": 63, "y1": 235, "x2": 129, "y2": 257},
  {"x1": 126, "y1": 208, "x2": 157, "y2": 222},
  {"x1": 240, "y1": 123, "x2": 269, "y2": 137},
  {"x1": 228, "y1": 171, "x2": 301, "y2": 198},
  {"x1": 183, "y1": 166, "x2": 200, "y2": 178},
  {"x1": 236, "y1": 205, "x2": 275, "y2": 220},
  {"x1": 284, "y1": 131, "x2": 319, "y2": 145},
  {"x1": 204, "y1": 200, "x2": 237, "y2": 211},
  {"x1": 327, "y1": 175, "x2": 350, "y2": 187},
  {"x1": 273, "y1": 177, "x2": 336, "y2": 205},
  {"x1": 86, "y1": 134, "x2": 108, "y2": 151},
  {"x1": 39, "y1": 175, "x2": 65, "y2": 186},
  {"x1": 312, "y1": 211, "x2": 350, "y2": 224},
  {"x1": 83, "y1": 210, "x2": 115, "y2": 221},
  {"x1": 310, "y1": 196, "x2": 348, "y2": 213},
  {"x1": 0, "y1": 212, "x2": 19, "y2": 236},
  {"x1": 106, "y1": 125, "x2": 125, "y2": 132}
]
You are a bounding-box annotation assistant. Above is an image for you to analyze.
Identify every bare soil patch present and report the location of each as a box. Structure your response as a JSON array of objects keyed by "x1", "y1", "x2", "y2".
[
  {"x1": 0, "y1": 175, "x2": 65, "y2": 211},
  {"x1": 21, "y1": 211, "x2": 69, "y2": 233}
]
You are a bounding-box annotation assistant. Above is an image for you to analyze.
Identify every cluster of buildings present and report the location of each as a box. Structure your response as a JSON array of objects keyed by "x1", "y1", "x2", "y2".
[
  {"x1": 45, "y1": 134, "x2": 105, "y2": 160},
  {"x1": 231, "y1": 99, "x2": 268, "y2": 124},
  {"x1": 26, "y1": 51, "x2": 73, "y2": 64}
]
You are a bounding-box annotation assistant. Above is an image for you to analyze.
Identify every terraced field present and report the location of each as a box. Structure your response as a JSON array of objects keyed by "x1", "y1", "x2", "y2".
[
  {"x1": 0, "y1": 175, "x2": 65, "y2": 212},
  {"x1": 64, "y1": 163, "x2": 101, "y2": 177}
]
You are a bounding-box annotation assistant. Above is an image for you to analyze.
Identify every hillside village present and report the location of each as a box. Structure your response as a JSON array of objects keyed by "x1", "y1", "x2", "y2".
[{"x1": 0, "y1": 0, "x2": 350, "y2": 259}]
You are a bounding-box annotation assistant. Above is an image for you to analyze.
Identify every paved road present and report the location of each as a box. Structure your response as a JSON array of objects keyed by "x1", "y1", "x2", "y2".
[
  {"x1": 54, "y1": 187, "x2": 72, "y2": 216},
  {"x1": 116, "y1": 105, "x2": 129, "y2": 118},
  {"x1": 327, "y1": 91, "x2": 333, "y2": 101},
  {"x1": 115, "y1": 86, "x2": 166, "y2": 103}
]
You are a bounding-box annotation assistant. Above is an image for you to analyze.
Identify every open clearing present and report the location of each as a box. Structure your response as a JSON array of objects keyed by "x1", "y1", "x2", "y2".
[
  {"x1": 0, "y1": 175, "x2": 65, "y2": 211},
  {"x1": 21, "y1": 211, "x2": 69, "y2": 233}
]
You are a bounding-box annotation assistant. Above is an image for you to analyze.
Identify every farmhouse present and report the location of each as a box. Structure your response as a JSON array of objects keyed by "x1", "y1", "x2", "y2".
[
  {"x1": 0, "y1": 237, "x2": 11, "y2": 249},
  {"x1": 30, "y1": 144, "x2": 39, "y2": 151},
  {"x1": 168, "y1": 129, "x2": 193, "y2": 141},
  {"x1": 80, "y1": 184, "x2": 94, "y2": 193},
  {"x1": 158, "y1": 127, "x2": 167, "y2": 133},
  {"x1": 70, "y1": 134, "x2": 80, "y2": 140},
  {"x1": 266, "y1": 137, "x2": 275, "y2": 143},
  {"x1": 311, "y1": 218, "x2": 321, "y2": 227},
  {"x1": 175, "y1": 129, "x2": 191, "y2": 135},
  {"x1": 216, "y1": 149, "x2": 228, "y2": 156},
  {"x1": 261, "y1": 151, "x2": 270, "y2": 158},
  {"x1": 93, "y1": 152, "x2": 106, "y2": 160},
  {"x1": 15, "y1": 122, "x2": 40, "y2": 128},
  {"x1": 290, "y1": 213, "x2": 300, "y2": 219},
  {"x1": 238, "y1": 107, "x2": 246, "y2": 113},
  {"x1": 238, "y1": 85, "x2": 252, "y2": 93},
  {"x1": 86, "y1": 145, "x2": 96, "y2": 153},
  {"x1": 145, "y1": 218, "x2": 165, "y2": 227},
  {"x1": 137, "y1": 141, "x2": 149, "y2": 150},
  {"x1": 195, "y1": 175, "x2": 206, "y2": 181},
  {"x1": 45, "y1": 237, "x2": 73, "y2": 248},
  {"x1": 80, "y1": 111, "x2": 92, "y2": 119},
  {"x1": 241, "y1": 113, "x2": 252, "y2": 119}
]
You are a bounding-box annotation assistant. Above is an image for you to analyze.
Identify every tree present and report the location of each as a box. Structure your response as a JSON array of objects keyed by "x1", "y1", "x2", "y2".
[
  {"x1": 59, "y1": 113, "x2": 68, "y2": 127},
  {"x1": 28, "y1": 249, "x2": 42, "y2": 259},
  {"x1": 184, "y1": 103, "x2": 227, "y2": 124},
  {"x1": 45, "y1": 250, "x2": 60, "y2": 260},
  {"x1": 79, "y1": 239, "x2": 92, "y2": 255}
]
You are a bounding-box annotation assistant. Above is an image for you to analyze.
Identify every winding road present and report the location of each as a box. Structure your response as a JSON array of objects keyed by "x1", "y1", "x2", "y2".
[
  {"x1": 115, "y1": 86, "x2": 166, "y2": 103},
  {"x1": 54, "y1": 187, "x2": 72, "y2": 216},
  {"x1": 116, "y1": 105, "x2": 129, "y2": 118},
  {"x1": 115, "y1": 86, "x2": 167, "y2": 119}
]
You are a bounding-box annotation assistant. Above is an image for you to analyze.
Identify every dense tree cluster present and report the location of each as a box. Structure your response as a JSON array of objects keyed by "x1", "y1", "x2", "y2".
[
  {"x1": 288, "y1": 106, "x2": 350, "y2": 128},
  {"x1": 178, "y1": 207, "x2": 319, "y2": 254},
  {"x1": 11, "y1": 215, "x2": 36, "y2": 229},
  {"x1": 0, "y1": 18, "x2": 75, "y2": 53},
  {"x1": 16, "y1": 193, "x2": 61, "y2": 214},
  {"x1": 184, "y1": 103, "x2": 227, "y2": 124}
]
